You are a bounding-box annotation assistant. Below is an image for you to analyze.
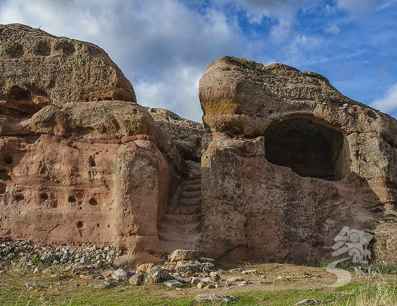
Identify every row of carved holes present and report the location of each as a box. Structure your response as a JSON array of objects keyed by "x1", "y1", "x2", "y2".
[
  {"x1": 4, "y1": 40, "x2": 76, "y2": 58},
  {"x1": 12, "y1": 193, "x2": 100, "y2": 207},
  {"x1": 2, "y1": 193, "x2": 99, "y2": 206},
  {"x1": 76, "y1": 221, "x2": 110, "y2": 230},
  {"x1": 68, "y1": 195, "x2": 98, "y2": 206}
]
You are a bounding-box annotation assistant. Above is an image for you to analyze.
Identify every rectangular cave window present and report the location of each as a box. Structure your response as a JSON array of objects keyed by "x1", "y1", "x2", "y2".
[{"x1": 265, "y1": 117, "x2": 348, "y2": 181}]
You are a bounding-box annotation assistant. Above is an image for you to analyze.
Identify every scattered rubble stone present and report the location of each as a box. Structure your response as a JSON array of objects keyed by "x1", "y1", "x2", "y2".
[
  {"x1": 113, "y1": 255, "x2": 134, "y2": 268},
  {"x1": 136, "y1": 263, "x2": 155, "y2": 273},
  {"x1": 175, "y1": 260, "x2": 216, "y2": 275},
  {"x1": 194, "y1": 294, "x2": 239, "y2": 304},
  {"x1": 129, "y1": 272, "x2": 145, "y2": 286},
  {"x1": 0, "y1": 239, "x2": 122, "y2": 272},
  {"x1": 163, "y1": 279, "x2": 184, "y2": 288},
  {"x1": 169, "y1": 249, "x2": 201, "y2": 262},
  {"x1": 93, "y1": 280, "x2": 116, "y2": 289},
  {"x1": 146, "y1": 266, "x2": 172, "y2": 284},
  {"x1": 209, "y1": 271, "x2": 221, "y2": 281},
  {"x1": 295, "y1": 299, "x2": 321, "y2": 305},
  {"x1": 111, "y1": 268, "x2": 128, "y2": 282},
  {"x1": 0, "y1": 244, "x2": 257, "y2": 291},
  {"x1": 24, "y1": 281, "x2": 47, "y2": 290}
]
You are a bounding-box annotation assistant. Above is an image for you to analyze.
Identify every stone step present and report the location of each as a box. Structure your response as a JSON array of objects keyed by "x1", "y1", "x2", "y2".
[
  {"x1": 159, "y1": 222, "x2": 200, "y2": 235},
  {"x1": 180, "y1": 189, "x2": 201, "y2": 199},
  {"x1": 162, "y1": 213, "x2": 201, "y2": 223},
  {"x1": 188, "y1": 171, "x2": 201, "y2": 178},
  {"x1": 183, "y1": 183, "x2": 201, "y2": 192},
  {"x1": 159, "y1": 232, "x2": 200, "y2": 244},
  {"x1": 160, "y1": 238, "x2": 200, "y2": 254},
  {"x1": 186, "y1": 161, "x2": 201, "y2": 170},
  {"x1": 170, "y1": 204, "x2": 201, "y2": 215},
  {"x1": 178, "y1": 197, "x2": 201, "y2": 206},
  {"x1": 160, "y1": 160, "x2": 202, "y2": 255},
  {"x1": 184, "y1": 178, "x2": 201, "y2": 186},
  {"x1": 186, "y1": 177, "x2": 201, "y2": 184},
  {"x1": 160, "y1": 218, "x2": 200, "y2": 228}
]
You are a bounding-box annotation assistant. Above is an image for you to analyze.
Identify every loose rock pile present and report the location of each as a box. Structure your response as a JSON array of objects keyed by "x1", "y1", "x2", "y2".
[
  {"x1": 0, "y1": 239, "x2": 122, "y2": 272},
  {"x1": 101, "y1": 249, "x2": 246, "y2": 294},
  {"x1": 1, "y1": 240, "x2": 248, "y2": 300},
  {"x1": 99, "y1": 249, "x2": 219, "y2": 289}
]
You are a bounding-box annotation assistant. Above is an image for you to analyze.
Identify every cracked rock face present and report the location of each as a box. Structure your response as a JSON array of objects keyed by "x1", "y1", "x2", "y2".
[
  {"x1": 147, "y1": 107, "x2": 204, "y2": 162},
  {"x1": 199, "y1": 56, "x2": 397, "y2": 264}
]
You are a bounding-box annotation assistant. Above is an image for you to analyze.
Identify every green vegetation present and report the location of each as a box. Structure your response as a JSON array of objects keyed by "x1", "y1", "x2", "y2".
[{"x1": 2, "y1": 271, "x2": 397, "y2": 305}]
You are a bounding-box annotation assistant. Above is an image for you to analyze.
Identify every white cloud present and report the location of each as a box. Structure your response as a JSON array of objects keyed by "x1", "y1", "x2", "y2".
[
  {"x1": 219, "y1": 0, "x2": 309, "y2": 41},
  {"x1": 136, "y1": 64, "x2": 203, "y2": 121},
  {"x1": 337, "y1": 0, "x2": 378, "y2": 13},
  {"x1": 223, "y1": 0, "x2": 302, "y2": 22},
  {"x1": 270, "y1": 18, "x2": 295, "y2": 41},
  {"x1": 372, "y1": 83, "x2": 397, "y2": 113},
  {"x1": 377, "y1": 0, "x2": 397, "y2": 11},
  {"x1": 0, "y1": 0, "x2": 245, "y2": 121},
  {"x1": 281, "y1": 34, "x2": 323, "y2": 65},
  {"x1": 325, "y1": 24, "x2": 341, "y2": 35}
]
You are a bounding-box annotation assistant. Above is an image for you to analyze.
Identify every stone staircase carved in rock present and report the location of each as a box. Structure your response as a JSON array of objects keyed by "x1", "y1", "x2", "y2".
[{"x1": 159, "y1": 161, "x2": 201, "y2": 253}]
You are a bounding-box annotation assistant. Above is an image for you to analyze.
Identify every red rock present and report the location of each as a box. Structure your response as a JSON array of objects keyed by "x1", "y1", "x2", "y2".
[{"x1": 2, "y1": 27, "x2": 397, "y2": 267}]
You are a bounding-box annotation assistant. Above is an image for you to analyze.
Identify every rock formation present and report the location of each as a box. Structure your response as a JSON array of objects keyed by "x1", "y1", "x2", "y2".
[
  {"x1": 1, "y1": 24, "x2": 397, "y2": 265},
  {"x1": 0, "y1": 24, "x2": 171, "y2": 260},
  {"x1": 0, "y1": 24, "x2": 135, "y2": 106},
  {"x1": 199, "y1": 57, "x2": 397, "y2": 263}
]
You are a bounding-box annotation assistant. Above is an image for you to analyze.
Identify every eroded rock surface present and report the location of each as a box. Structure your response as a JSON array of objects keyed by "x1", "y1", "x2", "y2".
[
  {"x1": 0, "y1": 24, "x2": 168, "y2": 259},
  {"x1": 199, "y1": 56, "x2": 397, "y2": 264},
  {"x1": 2, "y1": 24, "x2": 397, "y2": 267},
  {"x1": 0, "y1": 24, "x2": 135, "y2": 108},
  {"x1": 0, "y1": 107, "x2": 169, "y2": 254},
  {"x1": 147, "y1": 107, "x2": 204, "y2": 162}
]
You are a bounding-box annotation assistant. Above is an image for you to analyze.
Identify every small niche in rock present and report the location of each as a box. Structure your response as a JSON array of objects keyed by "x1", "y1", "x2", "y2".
[
  {"x1": 76, "y1": 221, "x2": 84, "y2": 228},
  {"x1": 14, "y1": 193, "x2": 24, "y2": 202},
  {"x1": 3, "y1": 155, "x2": 13, "y2": 165},
  {"x1": 88, "y1": 156, "x2": 96, "y2": 167},
  {"x1": 87, "y1": 45, "x2": 100, "y2": 56},
  {"x1": 68, "y1": 195, "x2": 76, "y2": 203},
  {"x1": 265, "y1": 116, "x2": 348, "y2": 181},
  {"x1": 54, "y1": 39, "x2": 75, "y2": 56},
  {"x1": 0, "y1": 169, "x2": 10, "y2": 180},
  {"x1": 8, "y1": 85, "x2": 31, "y2": 101},
  {"x1": 3, "y1": 42, "x2": 24, "y2": 58},
  {"x1": 89, "y1": 198, "x2": 98, "y2": 206},
  {"x1": 40, "y1": 193, "x2": 49, "y2": 201},
  {"x1": 33, "y1": 40, "x2": 51, "y2": 56},
  {"x1": 0, "y1": 182, "x2": 6, "y2": 194}
]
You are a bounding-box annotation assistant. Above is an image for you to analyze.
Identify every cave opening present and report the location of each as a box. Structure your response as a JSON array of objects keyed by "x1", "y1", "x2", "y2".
[
  {"x1": 8, "y1": 85, "x2": 32, "y2": 101},
  {"x1": 265, "y1": 117, "x2": 347, "y2": 181}
]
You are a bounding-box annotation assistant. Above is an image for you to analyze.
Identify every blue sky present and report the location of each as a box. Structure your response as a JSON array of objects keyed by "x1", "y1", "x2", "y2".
[{"x1": 0, "y1": 0, "x2": 396, "y2": 121}]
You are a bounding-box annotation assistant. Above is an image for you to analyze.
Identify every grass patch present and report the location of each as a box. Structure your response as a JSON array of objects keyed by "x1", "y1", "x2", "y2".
[{"x1": 1, "y1": 271, "x2": 397, "y2": 305}]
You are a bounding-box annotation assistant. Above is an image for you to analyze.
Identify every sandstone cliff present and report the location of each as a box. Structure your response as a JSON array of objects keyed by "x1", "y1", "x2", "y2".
[
  {"x1": 2, "y1": 25, "x2": 397, "y2": 265},
  {"x1": 0, "y1": 24, "x2": 170, "y2": 260},
  {"x1": 199, "y1": 56, "x2": 397, "y2": 263}
]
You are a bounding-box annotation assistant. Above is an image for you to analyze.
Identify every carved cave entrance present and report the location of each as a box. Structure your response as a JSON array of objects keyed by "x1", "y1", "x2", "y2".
[{"x1": 265, "y1": 117, "x2": 347, "y2": 181}]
